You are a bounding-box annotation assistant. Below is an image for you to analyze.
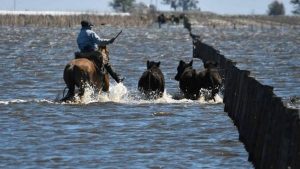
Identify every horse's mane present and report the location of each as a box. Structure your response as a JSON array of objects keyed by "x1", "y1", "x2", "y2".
[{"x1": 99, "y1": 46, "x2": 109, "y2": 57}]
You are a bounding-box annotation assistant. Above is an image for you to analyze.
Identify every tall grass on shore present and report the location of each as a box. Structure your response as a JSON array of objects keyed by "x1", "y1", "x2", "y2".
[
  {"x1": 0, "y1": 14, "x2": 154, "y2": 27},
  {"x1": 0, "y1": 11, "x2": 299, "y2": 28}
]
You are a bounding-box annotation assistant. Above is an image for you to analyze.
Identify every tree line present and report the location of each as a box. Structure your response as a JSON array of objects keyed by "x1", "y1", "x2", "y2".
[
  {"x1": 109, "y1": 0, "x2": 199, "y2": 12},
  {"x1": 109, "y1": 0, "x2": 300, "y2": 15}
]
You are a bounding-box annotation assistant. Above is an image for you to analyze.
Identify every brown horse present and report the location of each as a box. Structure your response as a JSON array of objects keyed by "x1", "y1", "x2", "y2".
[{"x1": 60, "y1": 47, "x2": 109, "y2": 102}]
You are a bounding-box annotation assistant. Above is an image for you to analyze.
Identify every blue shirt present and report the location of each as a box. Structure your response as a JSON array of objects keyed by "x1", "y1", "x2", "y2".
[{"x1": 77, "y1": 27, "x2": 110, "y2": 52}]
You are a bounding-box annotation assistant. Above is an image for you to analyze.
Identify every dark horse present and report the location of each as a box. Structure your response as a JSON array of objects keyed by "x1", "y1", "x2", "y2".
[
  {"x1": 175, "y1": 60, "x2": 222, "y2": 100},
  {"x1": 60, "y1": 47, "x2": 109, "y2": 102},
  {"x1": 138, "y1": 61, "x2": 165, "y2": 99}
]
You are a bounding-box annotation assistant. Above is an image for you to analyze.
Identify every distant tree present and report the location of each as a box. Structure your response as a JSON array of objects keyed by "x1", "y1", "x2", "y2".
[
  {"x1": 171, "y1": 0, "x2": 178, "y2": 11},
  {"x1": 149, "y1": 4, "x2": 157, "y2": 13},
  {"x1": 130, "y1": 2, "x2": 149, "y2": 14},
  {"x1": 291, "y1": 0, "x2": 300, "y2": 14},
  {"x1": 162, "y1": 0, "x2": 199, "y2": 11},
  {"x1": 109, "y1": 0, "x2": 135, "y2": 12},
  {"x1": 268, "y1": 1, "x2": 285, "y2": 15}
]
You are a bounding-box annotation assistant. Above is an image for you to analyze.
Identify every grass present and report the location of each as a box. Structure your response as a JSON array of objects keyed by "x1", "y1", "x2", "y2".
[
  {"x1": 0, "y1": 11, "x2": 299, "y2": 28},
  {"x1": 0, "y1": 13, "x2": 155, "y2": 27}
]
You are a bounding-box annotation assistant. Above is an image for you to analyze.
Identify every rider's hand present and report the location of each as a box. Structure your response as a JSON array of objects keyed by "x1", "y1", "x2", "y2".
[{"x1": 109, "y1": 37, "x2": 115, "y2": 44}]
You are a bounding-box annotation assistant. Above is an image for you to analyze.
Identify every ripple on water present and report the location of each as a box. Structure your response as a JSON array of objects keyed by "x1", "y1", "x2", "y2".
[{"x1": 9, "y1": 26, "x2": 300, "y2": 168}]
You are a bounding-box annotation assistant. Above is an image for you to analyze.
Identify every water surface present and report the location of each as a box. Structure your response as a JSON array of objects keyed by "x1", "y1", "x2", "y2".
[{"x1": 4, "y1": 24, "x2": 298, "y2": 168}]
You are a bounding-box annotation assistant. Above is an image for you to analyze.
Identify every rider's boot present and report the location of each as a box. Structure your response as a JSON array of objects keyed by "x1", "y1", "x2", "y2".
[{"x1": 105, "y1": 63, "x2": 124, "y2": 83}]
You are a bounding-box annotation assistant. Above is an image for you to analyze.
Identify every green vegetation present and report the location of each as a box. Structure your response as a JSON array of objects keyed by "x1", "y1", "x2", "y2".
[
  {"x1": 109, "y1": 0, "x2": 136, "y2": 12},
  {"x1": 162, "y1": 0, "x2": 199, "y2": 11},
  {"x1": 268, "y1": 1, "x2": 285, "y2": 16},
  {"x1": 291, "y1": 0, "x2": 300, "y2": 14}
]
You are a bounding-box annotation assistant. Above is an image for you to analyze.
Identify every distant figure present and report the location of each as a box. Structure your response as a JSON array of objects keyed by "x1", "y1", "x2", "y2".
[
  {"x1": 157, "y1": 13, "x2": 166, "y2": 28},
  {"x1": 138, "y1": 61, "x2": 165, "y2": 99},
  {"x1": 76, "y1": 20, "x2": 124, "y2": 83},
  {"x1": 170, "y1": 15, "x2": 180, "y2": 25}
]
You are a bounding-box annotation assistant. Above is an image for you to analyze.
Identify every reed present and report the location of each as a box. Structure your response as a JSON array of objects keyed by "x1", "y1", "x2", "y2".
[
  {"x1": 0, "y1": 12, "x2": 299, "y2": 28},
  {"x1": 0, "y1": 14, "x2": 155, "y2": 27}
]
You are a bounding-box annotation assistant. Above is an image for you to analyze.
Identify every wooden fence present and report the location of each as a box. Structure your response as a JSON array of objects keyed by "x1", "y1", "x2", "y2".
[{"x1": 192, "y1": 37, "x2": 300, "y2": 169}]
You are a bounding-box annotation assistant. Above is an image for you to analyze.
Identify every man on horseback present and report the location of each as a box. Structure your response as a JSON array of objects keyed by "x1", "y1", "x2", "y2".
[{"x1": 76, "y1": 20, "x2": 124, "y2": 83}]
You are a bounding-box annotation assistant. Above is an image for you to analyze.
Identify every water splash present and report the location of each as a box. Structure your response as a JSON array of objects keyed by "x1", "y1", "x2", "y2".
[
  {"x1": 0, "y1": 99, "x2": 55, "y2": 105},
  {"x1": 0, "y1": 84, "x2": 223, "y2": 105},
  {"x1": 106, "y1": 83, "x2": 128, "y2": 103},
  {"x1": 198, "y1": 94, "x2": 223, "y2": 104}
]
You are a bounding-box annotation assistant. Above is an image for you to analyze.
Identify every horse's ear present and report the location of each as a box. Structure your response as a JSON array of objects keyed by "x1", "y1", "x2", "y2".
[
  {"x1": 189, "y1": 60, "x2": 193, "y2": 66},
  {"x1": 179, "y1": 60, "x2": 184, "y2": 65},
  {"x1": 157, "y1": 62, "x2": 160, "y2": 67},
  {"x1": 147, "y1": 60, "x2": 150, "y2": 68}
]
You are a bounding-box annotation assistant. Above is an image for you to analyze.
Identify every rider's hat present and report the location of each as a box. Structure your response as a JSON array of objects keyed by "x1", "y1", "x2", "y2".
[{"x1": 81, "y1": 20, "x2": 94, "y2": 28}]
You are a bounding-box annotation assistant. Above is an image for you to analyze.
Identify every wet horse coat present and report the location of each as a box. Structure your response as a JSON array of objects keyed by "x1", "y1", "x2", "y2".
[
  {"x1": 138, "y1": 61, "x2": 165, "y2": 99},
  {"x1": 60, "y1": 47, "x2": 109, "y2": 102}
]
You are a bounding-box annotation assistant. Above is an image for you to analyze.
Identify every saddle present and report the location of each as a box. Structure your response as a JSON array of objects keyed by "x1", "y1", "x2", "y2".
[
  {"x1": 74, "y1": 51, "x2": 94, "y2": 59},
  {"x1": 74, "y1": 51, "x2": 105, "y2": 73},
  {"x1": 74, "y1": 46, "x2": 109, "y2": 73}
]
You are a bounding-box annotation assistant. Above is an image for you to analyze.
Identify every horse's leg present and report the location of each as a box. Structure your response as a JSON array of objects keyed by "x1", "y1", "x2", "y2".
[
  {"x1": 60, "y1": 84, "x2": 75, "y2": 102},
  {"x1": 78, "y1": 85, "x2": 85, "y2": 98},
  {"x1": 211, "y1": 87, "x2": 219, "y2": 102},
  {"x1": 103, "y1": 73, "x2": 109, "y2": 92},
  {"x1": 196, "y1": 92, "x2": 201, "y2": 100}
]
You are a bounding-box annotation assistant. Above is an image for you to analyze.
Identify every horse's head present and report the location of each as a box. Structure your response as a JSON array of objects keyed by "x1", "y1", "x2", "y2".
[
  {"x1": 175, "y1": 60, "x2": 193, "y2": 81},
  {"x1": 147, "y1": 60, "x2": 160, "y2": 70}
]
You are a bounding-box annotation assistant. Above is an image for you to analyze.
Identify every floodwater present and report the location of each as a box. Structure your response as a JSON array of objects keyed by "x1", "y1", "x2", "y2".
[
  {"x1": 1, "y1": 23, "x2": 298, "y2": 168},
  {"x1": 192, "y1": 25, "x2": 300, "y2": 108}
]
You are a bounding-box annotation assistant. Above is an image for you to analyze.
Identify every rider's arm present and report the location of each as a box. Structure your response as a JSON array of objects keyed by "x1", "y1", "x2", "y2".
[{"x1": 91, "y1": 32, "x2": 111, "y2": 46}]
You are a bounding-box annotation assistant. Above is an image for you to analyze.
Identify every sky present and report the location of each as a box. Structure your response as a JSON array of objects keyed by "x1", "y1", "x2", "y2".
[{"x1": 0, "y1": 0, "x2": 295, "y2": 15}]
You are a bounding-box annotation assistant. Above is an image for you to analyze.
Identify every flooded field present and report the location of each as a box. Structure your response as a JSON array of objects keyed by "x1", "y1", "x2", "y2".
[
  {"x1": 1, "y1": 24, "x2": 298, "y2": 168},
  {"x1": 192, "y1": 25, "x2": 300, "y2": 107}
]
